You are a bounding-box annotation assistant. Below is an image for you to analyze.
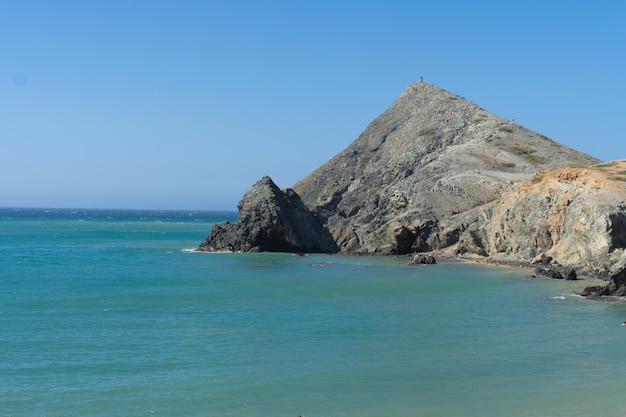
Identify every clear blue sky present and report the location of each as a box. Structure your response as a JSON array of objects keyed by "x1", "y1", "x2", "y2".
[{"x1": 2, "y1": 1, "x2": 624, "y2": 210}]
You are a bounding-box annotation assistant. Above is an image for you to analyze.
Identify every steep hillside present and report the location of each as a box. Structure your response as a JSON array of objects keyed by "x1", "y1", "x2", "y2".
[{"x1": 292, "y1": 82, "x2": 599, "y2": 254}]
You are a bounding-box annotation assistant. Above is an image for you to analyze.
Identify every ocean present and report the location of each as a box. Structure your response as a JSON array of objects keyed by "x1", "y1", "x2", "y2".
[{"x1": 1, "y1": 208, "x2": 625, "y2": 417}]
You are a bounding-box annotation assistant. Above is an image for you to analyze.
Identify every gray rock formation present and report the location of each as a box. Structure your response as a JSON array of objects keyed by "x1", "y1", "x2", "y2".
[
  {"x1": 198, "y1": 176, "x2": 338, "y2": 253},
  {"x1": 292, "y1": 82, "x2": 598, "y2": 255}
]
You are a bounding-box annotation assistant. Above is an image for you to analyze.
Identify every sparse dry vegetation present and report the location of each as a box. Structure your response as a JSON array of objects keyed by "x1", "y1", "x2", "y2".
[
  {"x1": 589, "y1": 161, "x2": 626, "y2": 182},
  {"x1": 531, "y1": 173, "x2": 544, "y2": 184},
  {"x1": 523, "y1": 154, "x2": 549, "y2": 164},
  {"x1": 591, "y1": 162, "x2": 618, "y2": 171},
  {"x1": 418, "y1": 127, "x2": 434, "y2": 136}
]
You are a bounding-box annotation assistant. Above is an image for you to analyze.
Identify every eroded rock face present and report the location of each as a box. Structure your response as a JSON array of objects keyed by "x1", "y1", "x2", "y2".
[
  {"x1": 198, "y1": 176, "x2": 338, "y2": 253},
  {"x1": 434, "y1": 162, "x2": 626, "y2": 279}
]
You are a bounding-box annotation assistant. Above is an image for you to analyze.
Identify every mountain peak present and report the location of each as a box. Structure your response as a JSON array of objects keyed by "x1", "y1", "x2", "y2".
[{"x1": 292, "y1": 83, "x2": 599, "y2": 254}]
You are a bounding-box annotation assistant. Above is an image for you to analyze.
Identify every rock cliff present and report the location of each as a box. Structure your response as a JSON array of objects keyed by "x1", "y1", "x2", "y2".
[{"x1": 433, "y1": 161, "x2": 626, "y2": 279}]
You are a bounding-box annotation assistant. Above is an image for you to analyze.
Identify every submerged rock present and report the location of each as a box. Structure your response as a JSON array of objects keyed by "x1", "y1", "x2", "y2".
[{"x1": 198, "y1": 176, "x2": 338, "y2": 253}]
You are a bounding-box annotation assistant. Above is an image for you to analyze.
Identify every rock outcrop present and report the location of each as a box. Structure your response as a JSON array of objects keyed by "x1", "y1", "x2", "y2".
[
  {"x1": 198, "y1": 176, "x2": 338, "y2": 253},
  {"x1": 581, "y1": 261, "x2": 626, "y2": 297},
  {"x1": 407, "y1": 253, "x2": 437, "y2": 265}
]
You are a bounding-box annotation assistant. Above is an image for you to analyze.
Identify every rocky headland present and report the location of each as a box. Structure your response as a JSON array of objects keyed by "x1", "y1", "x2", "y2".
[
  {"x1": 197, "y1": 176, "x2": 338, "y2": 253},
  {"x1": 199, "y1": 82, "x2": 626, "y2": 296}
]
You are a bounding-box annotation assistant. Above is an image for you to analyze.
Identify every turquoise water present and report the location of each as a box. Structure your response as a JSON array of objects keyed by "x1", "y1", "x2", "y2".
[{"x1": 1, "y1": 208, "x2": 625, "y2": 417}]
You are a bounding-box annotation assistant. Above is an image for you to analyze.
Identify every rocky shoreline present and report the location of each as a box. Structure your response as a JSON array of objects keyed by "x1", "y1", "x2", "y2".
[
  {"x1": 198, "y1": 83, "x2": 626, "y2": 298},
  {"x1": 409, "y1": 252, "x2": 625, "y2": 300}
]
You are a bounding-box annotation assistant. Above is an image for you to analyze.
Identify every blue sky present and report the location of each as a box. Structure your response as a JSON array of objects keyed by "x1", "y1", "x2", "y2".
[{"x1": 2, "y1": 1, "x2": 624, "y2": 210}]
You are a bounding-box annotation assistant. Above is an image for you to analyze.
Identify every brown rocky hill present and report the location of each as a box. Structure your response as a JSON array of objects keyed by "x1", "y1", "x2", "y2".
[{"x1": 292, "y1": 82, "x2": 599, "y2": 254}]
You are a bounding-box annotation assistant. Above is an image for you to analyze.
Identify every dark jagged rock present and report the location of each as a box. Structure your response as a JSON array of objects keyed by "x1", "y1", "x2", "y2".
[
  {"x1": 407, "y1": 253, "x2": 437, "y2": 265},
  {"x1": 534, "y1": 266, "x2": 577, "y2": 280},
  {"x1": 535, "y1": 267, "x2": 564, "y2": 279},
  {"x1": 531, "y1": 254, "x2": 553, "y2": 266},
  {"x1": 611, "y1": 267, "x2": 626, "y2": 295},
  {"x1": 582, "y1": 266, "x2": 626, "y2": 297},
  {"x1": 563, "y1": 268, "x2": 578, "y2": 281},
  {"x1": 580, "y1": 285, "x2": 607, "y2": 297},
  {"x1": 198, "y1": 176, "x2": 338, "y2": 253}
]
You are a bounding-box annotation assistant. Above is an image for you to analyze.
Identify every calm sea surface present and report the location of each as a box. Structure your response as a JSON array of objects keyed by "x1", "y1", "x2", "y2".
[{"x1": 1, "y1": 208, "x2": 625, "y2": 417}]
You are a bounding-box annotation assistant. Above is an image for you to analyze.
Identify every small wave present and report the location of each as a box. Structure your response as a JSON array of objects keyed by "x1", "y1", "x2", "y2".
[
  {"x1": 311, "y1": 262, "x2": 333, "y2": 267},
  {"x1": 550, "y1": 295, "x2": 567, "y2": 300},
  {"x1": 182, "y1": 248, "x2": 237, "y2": 254}
]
